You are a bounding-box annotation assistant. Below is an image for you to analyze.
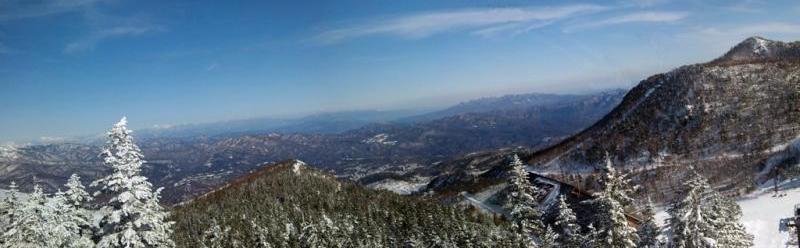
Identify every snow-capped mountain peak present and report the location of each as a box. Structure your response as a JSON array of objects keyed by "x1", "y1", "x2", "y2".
[{"x1": 714, "y1": 36, "x2": 800, "y2": 63}]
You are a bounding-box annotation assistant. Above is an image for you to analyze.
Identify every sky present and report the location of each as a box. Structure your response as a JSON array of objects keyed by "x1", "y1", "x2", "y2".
[{"x1": 1, "y1": 0, "x2": 800, "y2": 143}]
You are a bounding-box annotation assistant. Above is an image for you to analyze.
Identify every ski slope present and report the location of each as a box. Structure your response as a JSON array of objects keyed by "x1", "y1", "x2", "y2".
[
  {"x1": 656, "y1": 179, "x2": 800, "y2": 248},
  {"x1": 738, "y1": 181, "x2": 800, "y2": 248}
]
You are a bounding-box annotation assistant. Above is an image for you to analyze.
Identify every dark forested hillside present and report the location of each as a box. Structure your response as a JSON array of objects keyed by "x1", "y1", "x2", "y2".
[{"x1": 170, "y1": 160, "x2": 520, "y2": 247}]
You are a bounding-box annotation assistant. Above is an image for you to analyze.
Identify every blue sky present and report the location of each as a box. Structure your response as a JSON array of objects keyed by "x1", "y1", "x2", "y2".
[{"x1": 1, "y1": 0, "x2": 799, "y2": 143}]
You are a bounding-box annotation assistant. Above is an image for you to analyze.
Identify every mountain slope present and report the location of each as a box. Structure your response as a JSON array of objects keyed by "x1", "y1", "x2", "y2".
[{"x1": 523, "y1": 37, "x2": 800, "y2": 200}]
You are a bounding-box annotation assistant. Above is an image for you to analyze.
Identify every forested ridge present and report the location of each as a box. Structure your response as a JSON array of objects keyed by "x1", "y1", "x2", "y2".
[{"x1": 170, "y1": 160, "x2": 522, "y2": 247}]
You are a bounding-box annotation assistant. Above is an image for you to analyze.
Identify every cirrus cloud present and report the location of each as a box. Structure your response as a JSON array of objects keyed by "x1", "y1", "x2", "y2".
[
  {"x1": 64, "y1": 24, "x2": 164, "y2": 53},
  {"x1": 315, "y1": 4, "x2": 609, "y2": 44},
  {"x1": 0, "y1": 0, "x2": 106, "y2": 21},
  {"x1": 566, "y1": 11, "x2": 689, "y2": 31}
]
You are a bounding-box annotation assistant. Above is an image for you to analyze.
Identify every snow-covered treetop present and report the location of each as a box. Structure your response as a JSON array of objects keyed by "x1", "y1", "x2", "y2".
[
  {"x1": 508, "y1": 154, "x2": 541, "y2": 201},
  {"x1": 64, "y1": 174, "x2": 91, "y2": 207},
  {"x1": 2, "y1": 181, "x2": 19, "y2": 207},
  {"x1": 506, "y1": 153, "x2": 544, "y2": 211},
  {"x1": 101, "y1": 117, "x2": 145, "y2": 174},
  {"x1": 92, "y1": 116, "x2": 152, "y2": 197},
  {"x1": 92, "y1": 117, "x2": 175, "y2": 248},
  {"x1": 598, "y1": 156, "x2": 638, "y2": 207}
]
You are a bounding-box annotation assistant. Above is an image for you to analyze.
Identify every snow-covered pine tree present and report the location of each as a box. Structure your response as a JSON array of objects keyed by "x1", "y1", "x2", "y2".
[
  {"x1": 584, "y1": 157, "x2": 638, "y2": 248},
  {"x1": 707, "y1": 193, "x2": 753, "y2": 248},
  {"x1": 249, "y1": 220, "x2": 273, "y2": 248},
  {"x1": 538, "y1": 226, "x2": 559, "y2": 248},
  {"x1": 0, "y1": 182, "x2": 20, "y2": 239},
  {"x1": 667, "y1": 172, "x2": 716, "y2": 248},
  {"x1": 554, "y1": 195, "x2": 582, "y2": 248},
  {"x1": 202, "y1": 219, "x2": 231, "y2": 248},
  {"x1": 92, "y1": 117, "x2": 175, "y2": 248},
  {"x1": 583, "y1": 223, "x2": 600, "y2": 248},
  {"x1": 2, "y1": 185, "x2": 59, "y2": 247},
  {"x1": 55, "y1": 173, "x2": 96, "y2": 247},
  {"x1": 505, "y1": 154, "x2": 546, "y2": 247},
  {"x1": 64, "y1": 174, "x2": 92, "y2": 208},
  {"x1": 50, "y1": 188, "x2": 95, "y2": 248},
  {"x1": 637, "y1": 198, "x2": 661, "y2": 248}
]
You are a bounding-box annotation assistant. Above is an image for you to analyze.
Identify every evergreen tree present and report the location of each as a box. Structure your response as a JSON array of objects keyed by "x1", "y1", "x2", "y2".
[
  {"x1": 637, "y1": 199, "x2": 661, "y2": 248},
  {"x1": 50, "y1": 189, "x2": 95, "y2": 247},
  {"x1": 584, "y1": 157, "x2": 638, "y2": 248},
  {"x1": 554, "y1": 195, "x2": 582, "y2": 248},
  {"x1": 92, "y1": 117, "x2": 175, "y2": 248},
  {"x1": 707, "y1": 193, "x2": 753, "y2": 248},
  {"x1": 538, "y1": 226, "x2": 559, "y2": 248},
  {"x1": 64, "y1": 174, "x2": 92, "y2": 208},
  {"x1": 201, "y1": 219, "x2": 231, "y2": 248},
  {"x1": 56, "y1": 174, "x2": 95, "y2": 247},
  {"x1": 583, "y1": 223, "x2": 601, "y2": 248},
  {"x1": 0, "y1": 182, "x2": 20, "y2": 242},
  {"x1": 2, "y1": 185, "x2": 58, "y2": 247},
  {"x1": 248, "y1": 220, "x2": 273, "y2": 248},
  {"x1": 505, "y1": 154, "x2": 546, "y2": 247},
  {"x1": 667, "y1": 173, "x2": 716, "y2": 248}
]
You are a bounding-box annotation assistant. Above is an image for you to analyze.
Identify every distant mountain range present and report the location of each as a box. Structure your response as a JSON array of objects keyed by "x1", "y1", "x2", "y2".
[
  {"x1": 398, "y1": 93, "x2": 593, "y2": 123},
  {"x1": 134, "y1": 109, "x2": 426, "y2": 140},
  {"x1": 137, "y1": 91, "x2": 620, "y2": 139},
  {"x1": 0, "y1": 89, "x2": 625, "y2": 203}
]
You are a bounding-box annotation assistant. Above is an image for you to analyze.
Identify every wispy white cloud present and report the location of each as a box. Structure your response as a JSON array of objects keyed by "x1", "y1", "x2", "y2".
[
  {"x1": 699, "y1": 22, "x2": 800, "y2": 37},
  {"x1": 0, "y1": 0, "x2": 167, "y2": 54},
  {"x1": 619, "y1": 0, "x2": 671, "y2": 8},
  {"x1": 731, "y1": 22, "x2": 800, "y2": 35},
  {"x1": 315, "y1": 4, "x2": 608, "y2": 43},
  {"x1": 471, "y1": 21, "x2": 554, "y2": 38},
  {"x1": 0, "y1": 0, "x2": 105, "y2": 21},
  {"x1": 566, "y1": 11, "x2": 688, "y2": 31},
  {"x1": 723, "y1": 0, "x2": 767, "y2": 13},
  {"x1": 64, "y1": 24, "x2": 164, "y2": 53}
]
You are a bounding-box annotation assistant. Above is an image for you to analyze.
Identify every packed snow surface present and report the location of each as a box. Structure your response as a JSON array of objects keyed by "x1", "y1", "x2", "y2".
[{"x1": 738, "y1": 181, "x2": 800, "y2": 248}]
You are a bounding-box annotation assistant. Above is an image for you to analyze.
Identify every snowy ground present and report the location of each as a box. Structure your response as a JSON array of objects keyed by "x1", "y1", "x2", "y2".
[
  {"x1": 459, "y1": 183, "x2": 508, "y2": 216},
  {"x1": 738, "y1": 179, "x2": 800, "y2": 248},
  {"x1": 461, "y1": 191, "x2": 506, "y2": 215},
  {"x1": 366, "y1": 177, "x2": 431, "y2": 195},
  {"x1": 0, "y1": 189, "x2": 28, "y2": 201},
  {"x1": 656, "y1": 179, "x2": 800, "y2": 248}
]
